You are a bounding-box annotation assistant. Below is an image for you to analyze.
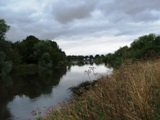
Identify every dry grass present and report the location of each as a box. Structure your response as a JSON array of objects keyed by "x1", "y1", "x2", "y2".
[{"x1": 39, "y1": 59, "x2": 160, "y2": 120}]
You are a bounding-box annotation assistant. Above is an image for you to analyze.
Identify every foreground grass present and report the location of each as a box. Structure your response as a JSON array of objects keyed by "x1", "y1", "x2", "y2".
[{"x1": 39, "y1": 59, "x2": 160, "y2": 120}]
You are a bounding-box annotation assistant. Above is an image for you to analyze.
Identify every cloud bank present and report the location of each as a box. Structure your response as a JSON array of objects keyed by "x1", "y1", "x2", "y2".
[{"x1": 0, "y1": 0, "x2": 160, "y2": 55}]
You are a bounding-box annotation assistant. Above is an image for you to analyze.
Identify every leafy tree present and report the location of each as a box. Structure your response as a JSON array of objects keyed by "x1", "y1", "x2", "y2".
[
  {"x1": 95, "y1": 54, "x2": 100, "y2": 59},
  {"x1": 0, "y1": 19, "x2": 13, "y2": 76},
  {"x1": 0, "y1": 18, "x2": 67, "y2": 76},
  {"x1": 0, "y1": 19, "x2": 12, "y2": 56},
  {"x1": 154, "y1": 36, "x2": 160, "y2": 45},
  {"x1": 34, "y1": 40, "x2": 53, "y2": 61},
  {"x1": 77, "y1": 55, "x2": 84, "y2": 61},
  {"x1": 38, "y1": 52, "x2": 53, "y2": 74},
  {"x1": 9, "y1": 48, "x2": 21, "y2": 65},
  {"x1": 0, "y1": 19, "x2": 10, "y2": 41},
  {"x1": 16, "y1": 35, "x2": 40, "y2": 64},
  {"x1": 131, "y1": 34, "x2": 156, "y2": 50},
  {"x1": 0, "y1": 52, "x2": 6, "y2": 73},
  {"x1": 0, "y1": 52, "x2": 12, "y2": 76},
  {"x1": 0, "y1": 40, "x2": 12, "y2": 55},
  {"x1": 104, "y1": 34, "x2": 160, "y2": 68},
  {"x1": 89, "y1": 55, "x2": 94, "y2": 59},
  {"x1": 33, "y1": 40, "x2": 66, "y2": 68},
  {"x1": 1, "y1": 61, "x2": 12, "y2": 77}
]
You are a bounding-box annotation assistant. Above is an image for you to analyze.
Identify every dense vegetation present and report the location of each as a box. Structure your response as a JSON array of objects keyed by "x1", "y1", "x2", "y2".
[
  {"x1": 0, "y1": 19, "x2": 67, "y2": 78},
  {"x1": 67, "y1": 54, "x2": 104, "y2": 65},
  {"x1": 103, "y1": 33, "x2": 160, "y2": 68},
  {"x1": 37, "y1": 33, "x2": 160, "y2": 120},
  {"x1": 39, "y1": 59, "x2": 160, "y2": 120}
]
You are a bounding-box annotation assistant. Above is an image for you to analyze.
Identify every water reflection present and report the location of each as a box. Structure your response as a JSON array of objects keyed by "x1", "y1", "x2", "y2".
[
  {"x1": 0, "y1": 64, "x2": 112, "y2": 120},
  {"x1": 0, "y1": 68, "x2": 67, "y2": 120}
]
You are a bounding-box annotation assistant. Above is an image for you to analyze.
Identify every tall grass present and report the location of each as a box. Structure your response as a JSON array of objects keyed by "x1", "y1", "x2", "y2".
[{"x1": 39, "y1": 59, "x2": 160, "y2": 120}]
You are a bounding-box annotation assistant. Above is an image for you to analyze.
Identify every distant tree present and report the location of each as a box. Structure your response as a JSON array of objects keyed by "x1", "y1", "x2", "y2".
[
  {"x1": 94, "y1": 54, "x2": 103, "y2": 63},
  {"x1": 95, "y1": 54, "x2": 100, "y2": 59},
  {"x1": 0, "y1": 19, "x2": 10, "y2": 41},
  {"x1": 101, "y1": 55, "x2": 104, "y2": 58},
  {"x1": 89, "y1": 55, "x2": 94, "y2": 59},
  {"x1": 84, "y1": 56, "x2": 89, "y2": 59},
  {"x1": 77, "y1": 55, "x2": 84, "y2": 61}
]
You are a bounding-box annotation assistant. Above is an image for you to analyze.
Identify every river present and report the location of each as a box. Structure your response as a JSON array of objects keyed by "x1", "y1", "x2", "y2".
[{"x1": 0, "y1": 63, "x2": 112, "y2": 120}]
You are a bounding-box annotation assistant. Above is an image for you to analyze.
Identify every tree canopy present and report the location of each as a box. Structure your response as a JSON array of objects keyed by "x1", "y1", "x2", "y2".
[
  {"x1": 0, "y1": 19, "x2": 67, "y2": 76},
  {"x1": 0, "y1": 19, "x2": 10, "y2": 41},
  {"x1": 103, "y1": 33, "x2": 160, "y2": 68}
]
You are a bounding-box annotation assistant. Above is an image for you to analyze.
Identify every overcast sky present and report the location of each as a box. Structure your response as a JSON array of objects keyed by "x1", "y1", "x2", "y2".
[{"x1": 1, "y1": 0, "x2": 160, "y2": 55}]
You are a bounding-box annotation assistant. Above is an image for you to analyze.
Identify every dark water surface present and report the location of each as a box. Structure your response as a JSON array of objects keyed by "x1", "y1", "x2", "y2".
[{"x1": 0, "y1": 64, "x2": 112, "y2": 120}]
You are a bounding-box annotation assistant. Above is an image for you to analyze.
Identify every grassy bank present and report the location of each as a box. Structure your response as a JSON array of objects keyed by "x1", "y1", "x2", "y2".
[{"x1": 39, "y1": 59, "x2": 160, "y2": 120}]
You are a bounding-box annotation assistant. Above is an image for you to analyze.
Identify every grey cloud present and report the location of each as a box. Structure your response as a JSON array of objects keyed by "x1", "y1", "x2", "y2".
[
  {"x1": 50, "y1": 20, "x2": 112, "y2": 40},
  {"x1": 0, "y1": 1, "x2": 10, "y2": 6},
  {"x1": 133, "y1": 11, "x2": 160, "y2": 22},
  {"x1": 1, "y1": 5, "x2": 54, "y2": 41},
  {"x1": 99, "y1": 0, "x2": 160, "y2": 23},
  {"x1": 51, "y1": 0, "x2": 97, "y2": 24},
  {"x1": 1, "y1": 0, "x2": 160, "y2": 44}
]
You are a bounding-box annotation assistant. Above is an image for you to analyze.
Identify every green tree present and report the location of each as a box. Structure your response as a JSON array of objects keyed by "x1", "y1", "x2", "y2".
[
  {"x1": 95, "y1": 54, "x2": 100, "y2": 59},
  {"x1": 16, "y1": 35, "x2": 40, "y2": 63},
  {"x1": 0, "y1": 19, "x2": 10, "y2": 41},
  {"x1": 0, "y1": 19, "x2": 13, "y2": 76},
  {"x1": 0, "y1": 19, "x2": 12, "y2": 56},
  {"x1": 0, "y1": 52, "x2": 6, "y2": 71},
  {"x1": 34, "y1": 40, "x2": 66, "y2": 69},
  {"x1": 0, "y1": 52, "x2": 12, "y2": 77},
  {"x1": 154, "y1": 36, "x2": 160, "y2": 45},
  {"x1": 38, "y1": 52, "x2": 53, "y2": 74},
  {"x1": 104, "y1": 33, "x2": 160, "y2": 68}
]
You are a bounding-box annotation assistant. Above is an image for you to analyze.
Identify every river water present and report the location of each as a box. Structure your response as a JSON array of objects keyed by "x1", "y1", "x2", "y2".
[{"x1": 0, "y1": 63, "x2": 112, "y2": 120}]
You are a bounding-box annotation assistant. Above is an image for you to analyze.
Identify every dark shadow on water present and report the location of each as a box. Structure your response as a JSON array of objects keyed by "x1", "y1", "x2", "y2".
[
  {"x1": 0, "y1": 75, "x2": 13, "y2": 120},
  {"x1": 0, "y1": 67, "x2": 67, "y2": 120}
]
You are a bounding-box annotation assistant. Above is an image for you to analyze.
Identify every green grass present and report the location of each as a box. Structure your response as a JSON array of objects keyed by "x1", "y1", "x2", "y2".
[{"x1": 38, "y1": 59, "x2": 160, "y2": 120}]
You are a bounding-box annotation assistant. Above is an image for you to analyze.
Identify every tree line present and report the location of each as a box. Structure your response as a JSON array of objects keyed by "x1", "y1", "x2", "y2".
[
  {"x1": 67, "y1": 54, "x2": 104, "y2": 63},
  {"x1": 0, "y1": 19, "x2": 67, "y2": 77},
  {"x1": 103, "y1": 33, "x2": 160, "y2": 68}
]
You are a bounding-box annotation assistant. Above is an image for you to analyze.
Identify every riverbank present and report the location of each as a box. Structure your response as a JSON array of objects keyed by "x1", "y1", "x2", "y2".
[
  {"x1": 70, "y1": 80, "x2": 99, "y2": 97},
  {"x1": 38, "y1": 59, "x2": 160, "y2": 120}
]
